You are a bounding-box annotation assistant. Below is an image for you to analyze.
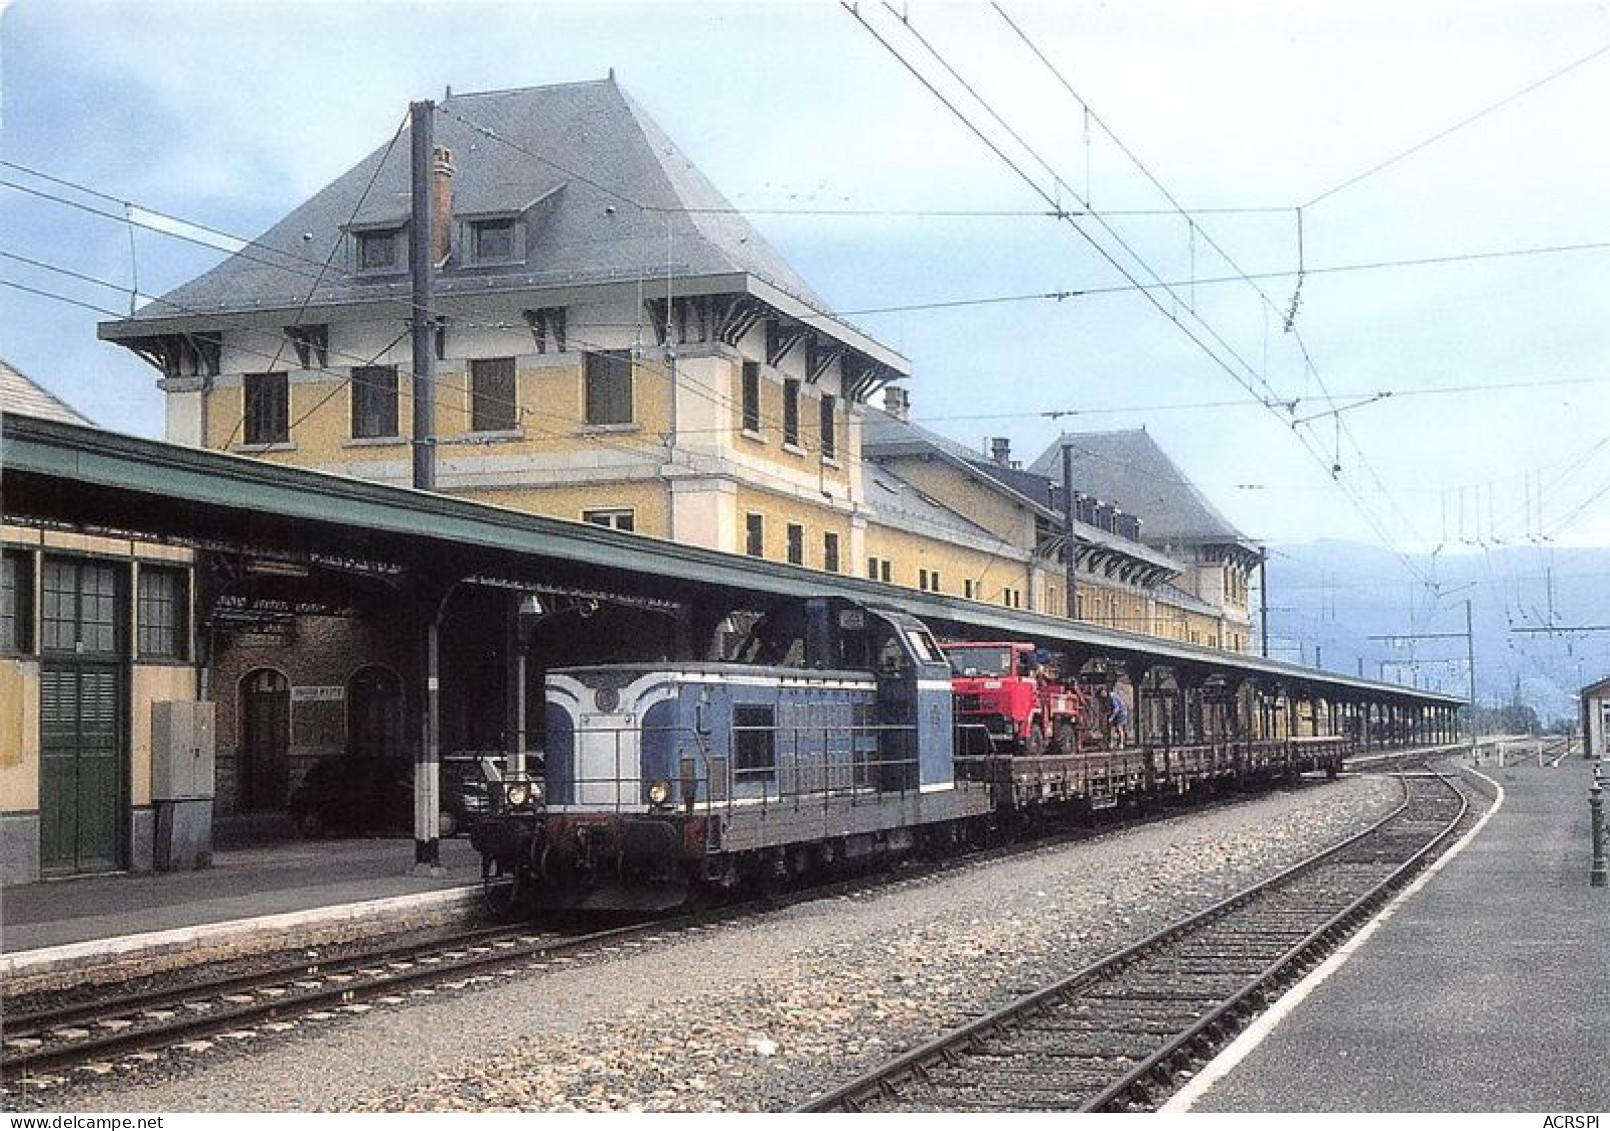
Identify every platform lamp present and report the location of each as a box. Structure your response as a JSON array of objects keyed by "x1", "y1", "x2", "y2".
[{"x1": 509, "y1": 593, "x2": 545, "y2": 781}]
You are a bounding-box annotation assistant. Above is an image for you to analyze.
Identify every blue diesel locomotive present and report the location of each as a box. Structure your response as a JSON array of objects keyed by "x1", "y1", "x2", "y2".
[{"x1": 473, "y1": 597, "x2": 992, "y2": 910}]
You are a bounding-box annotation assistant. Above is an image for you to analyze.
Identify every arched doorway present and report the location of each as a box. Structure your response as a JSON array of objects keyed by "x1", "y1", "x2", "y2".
[
  {"x1": 239, "y1": 668, "x2": 290, "y2": 811},
  {"x1": 348, "y1": 664, "x2": 404, "y2": 758}
]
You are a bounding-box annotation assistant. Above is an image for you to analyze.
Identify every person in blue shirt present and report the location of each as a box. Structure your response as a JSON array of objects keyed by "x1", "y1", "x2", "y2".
[{"x1": 1107, "y1": 685, "x2": 1130, "y2": 749}]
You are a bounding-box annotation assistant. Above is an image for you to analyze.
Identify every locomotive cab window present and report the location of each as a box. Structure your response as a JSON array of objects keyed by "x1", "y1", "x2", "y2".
[
  {"x1": 905, "y1": 627, "x2": 946, "y2": 666},
  {"x1": 874, "y1": 630, "x2": 910, "y2": 676},
  {"x1": 732, "y1": 704, "x2": 776, "y2": 783}
]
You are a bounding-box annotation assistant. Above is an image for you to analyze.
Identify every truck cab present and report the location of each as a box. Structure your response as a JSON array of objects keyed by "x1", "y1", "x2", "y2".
[{"x1": 942, "y1": 641, "x2": 1087, "y2": 755}]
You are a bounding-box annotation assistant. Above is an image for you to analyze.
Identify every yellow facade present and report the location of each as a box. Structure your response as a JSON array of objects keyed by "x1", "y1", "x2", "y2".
[
  {"x1": 203, "y1": 356, "x2": 675, "y2": 466},
  {"x1": 0, "y1": 661, "x2": 39, "y2": 810},
  {"x1": 733, "y1": 485, "x2": 852, "y2": 571},
  {"x1": 866, "y1": 457, "x2": 1031, "y2": 547},
  {"x1": 128, "y1": 664, "x2": 203, "y2": 808},
  {"x1": 727, "y1": 362, "x2": 852, "y2": 492},
  {"x1": 461, "y1": 481, "x2": 675, "y2": 540},
  {"x1": 864, "y1": 522, "x2": 1029, "y2": 604},
  {"x1": 181, "y1": 336, "x2": 1257, "y2": 655},
  {"x1": 1, "y1": 527, "x2": 199, "y2": 819}
]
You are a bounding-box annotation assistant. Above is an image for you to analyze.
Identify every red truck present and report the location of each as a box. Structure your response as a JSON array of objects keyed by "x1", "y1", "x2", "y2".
[{"x1": 941, "y1": 641, "x2": 1090, "y2": 755}]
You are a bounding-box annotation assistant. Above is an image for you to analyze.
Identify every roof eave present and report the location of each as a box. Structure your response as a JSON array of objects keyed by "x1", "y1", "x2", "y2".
[{"x1": 98, "y1": 270, "x2": 911, "y2": 376}]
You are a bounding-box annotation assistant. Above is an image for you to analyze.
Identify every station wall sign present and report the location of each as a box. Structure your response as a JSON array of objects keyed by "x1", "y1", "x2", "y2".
[{"x1": 291, "y1": 685, "x2": 346, "y2": 703}]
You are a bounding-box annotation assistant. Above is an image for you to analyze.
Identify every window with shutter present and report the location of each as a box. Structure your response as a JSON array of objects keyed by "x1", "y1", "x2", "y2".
[
  {"x1": 783, "y1": 379, "x2": 800, "y2": 446},
  {"x1": 351, "y1": 365, "x2": 399, "y2": 439},
  {"x1": 471, "y1": 357, "x2": 518, "y2": 432},
  {"x1": 1, "y1": 550, "x2": 31, "y2": 653},
  {"x1": 741, "y1": 361, "x2": 761, "y2": 433},
  {"x1": 243, "y1": 372, "x2": 289, "y2": 445},
  {"x1": 585, "y1": 351, "x2": 634, "y2": 425}
]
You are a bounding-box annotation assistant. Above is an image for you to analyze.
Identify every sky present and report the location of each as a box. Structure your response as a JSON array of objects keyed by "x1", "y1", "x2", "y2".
[{"x1": 3, "y1": 0, "x2": 1609, "y2": 573}]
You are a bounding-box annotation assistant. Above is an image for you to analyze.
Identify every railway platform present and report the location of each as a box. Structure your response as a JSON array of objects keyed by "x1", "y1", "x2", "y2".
[
  {"x1": 1, "y1": 836, "x2": 481, "y2": 985},
  {"x1": 1177, "y1": 755, "x2": 1610, "y2": 1112}
]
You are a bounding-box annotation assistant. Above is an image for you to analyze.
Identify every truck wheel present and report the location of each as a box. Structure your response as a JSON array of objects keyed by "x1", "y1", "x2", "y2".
[
  {"x1": 1056, "y1": 720, "x2": 1078, "y2": 754},
  {"x1": 1027, "y1": 721, "x2": 1047, "y2": 756}
]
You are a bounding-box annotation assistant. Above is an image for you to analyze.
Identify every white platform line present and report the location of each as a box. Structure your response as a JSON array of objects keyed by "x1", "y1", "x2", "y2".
[
  {"x1": 1162, "y1": 766, "x2": 1505, "y2": 1112},
  {"x1": 0, "y1": 884, "x2": 481, "y2": 979}
]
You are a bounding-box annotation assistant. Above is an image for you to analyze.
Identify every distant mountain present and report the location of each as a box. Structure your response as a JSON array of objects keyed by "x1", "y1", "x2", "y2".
[{"x1": 1263, "y1": 540, "x2": 1610, "y2": 726}]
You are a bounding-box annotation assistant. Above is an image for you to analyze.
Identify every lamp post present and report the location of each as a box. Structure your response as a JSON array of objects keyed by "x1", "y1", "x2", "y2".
[{"x1": 1591, "y1": 754, "x2": 1606, "y2": 888}]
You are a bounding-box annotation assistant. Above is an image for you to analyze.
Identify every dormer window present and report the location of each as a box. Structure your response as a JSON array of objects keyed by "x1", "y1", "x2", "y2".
[
  {"x1": 472, "y1": 218, "x2": 519, "y2": 263},
  {"x1": 355, "y1": 227, "x2": 403, "y2": 273}
]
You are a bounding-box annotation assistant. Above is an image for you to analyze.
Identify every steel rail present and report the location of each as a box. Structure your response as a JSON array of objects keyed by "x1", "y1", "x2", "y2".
[
  {"x1": 1, "y1": 918, "x2": 664, "y2": 1085},
  {"x1": 2, "y1": 920, "x2": 535, "y2": 1034},
  {"x1": 798, "y1": 770, "x2": 1469, "y2": 1113},
  {"x1": 1079, "y1": 771, "x2": 1467, "y2": 1111},
  {"x1": 3, "y1": 767, "x2": 1324, "y2": 1086}
]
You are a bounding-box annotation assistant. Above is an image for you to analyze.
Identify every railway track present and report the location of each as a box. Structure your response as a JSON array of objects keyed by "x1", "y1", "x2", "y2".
[
  {"x1": 0, "y1": 785, "x2": 1268, "y2": 1094},
  {"x1": 798, "y1": 771, "x2": 1472, "y2": 1113},
  {"x1": 1, "y1": 766, "x2": 1400, "y2": 1098},
  {"x1": 0, "y1": 917, "x2": 671, "y2": 1090}
]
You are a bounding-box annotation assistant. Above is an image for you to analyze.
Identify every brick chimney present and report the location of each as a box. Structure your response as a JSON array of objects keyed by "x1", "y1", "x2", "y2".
[
  {"x1": 883, "y1": 386, "x2": 910, "y2": 422},
  {"x1": 989, "y1": 437, "x2": 1012, "y2": 466},
  {"x1": 432, "y1": 146, "x2": 454, "y2": 266}
]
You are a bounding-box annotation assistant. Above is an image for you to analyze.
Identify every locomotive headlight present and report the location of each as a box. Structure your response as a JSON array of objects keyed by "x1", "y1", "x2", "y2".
[
  {"x1": 505, "y1": 781, "x2": 532, "y2": 808},
  {"x1": 647, "y1": 779, "x2": 672, "y2": 806}
]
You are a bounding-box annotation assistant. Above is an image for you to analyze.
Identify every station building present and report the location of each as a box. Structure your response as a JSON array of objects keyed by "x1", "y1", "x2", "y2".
[
  {"x1": 1, "y1": 361, "x2": 201, "y2": 883},
  {"x1": 1580, "y1": 675, "x2": 1610, "y2": 758},
  {"x1": 864, "y1": 401, "x2": 1258, "y2": 649},
  {"x1": 90, "y1": 75, "x2": 1262, "y2": 826}
]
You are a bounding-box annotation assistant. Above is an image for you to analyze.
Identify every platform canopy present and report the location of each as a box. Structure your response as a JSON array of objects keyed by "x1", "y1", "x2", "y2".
[{"x1": 2, "y1": 414, "x2": 1462, "y2": 709}]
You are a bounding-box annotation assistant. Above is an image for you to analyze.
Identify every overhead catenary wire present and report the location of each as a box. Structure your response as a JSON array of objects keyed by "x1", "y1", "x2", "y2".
[
  {"x1": 218, "y1": 109, "x2": 411, "y2": 452},
  {"x1": 10, "y1": 161, "x2": 1610, "y2": 351},
  {"x1": 1302, "y1": 39, "x2": 1610, "y2": 209},
  {"x1": 848, "y1": 3, "x2": 1432, "y2": 586},
  {"x1": 991, "y1": 2, "x2": 1431, "y2": 559},
  {"x1": 7, "y1": 168, "x2": 1588, "y2": 555},
  {"x1": 6, "y1": 67, "x2": 1597, "y2": 567}
]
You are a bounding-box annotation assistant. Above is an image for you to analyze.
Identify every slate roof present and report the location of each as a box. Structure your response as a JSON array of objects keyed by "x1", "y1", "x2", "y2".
[
  {"x1": 1027, "y1": 429, "x2": 1249, "y2": 545},
  {"x1": 103, "y1": 78, "x2": 884, "y2": 357},
  {"x1": 0, "y1": 359, "x2": 93, "y2": 426},
  {"x1": 859, "y1": 407, "x2": 1184, "y2": 574},
  {"x1": 1155, "y1": 579, "x2": 1223, "y2": 618},
  {"x1": 861, "y1": 408, "x2": 1058, "y2": 519},
  {"x1": 863, "y1": 462, "x2": 1005, "y2": 546}
]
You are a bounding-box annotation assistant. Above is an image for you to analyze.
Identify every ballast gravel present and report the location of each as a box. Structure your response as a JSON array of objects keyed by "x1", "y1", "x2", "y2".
[{"x1": 49, "y1": 775, "x2": 1403, "y2": 1113}]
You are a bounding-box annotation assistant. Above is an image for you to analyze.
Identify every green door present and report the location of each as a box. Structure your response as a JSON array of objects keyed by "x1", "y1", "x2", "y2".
[
  {"x1": 40, "y1": 663, "x2": 124, "y2": 874},
  {"x1": 38, "y1": 557, "x2": 127, "y2": 876}
]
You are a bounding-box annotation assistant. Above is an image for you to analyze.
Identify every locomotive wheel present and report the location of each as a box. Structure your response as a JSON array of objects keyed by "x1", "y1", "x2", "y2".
[
  {"x1": 1027, "y1": 722, "x2": 1047, "y2": 756},
  {"x1": 482, "y1": 862, "x2": 524, "y2": 921},
  {"x1": 1055, "y1": 720, "x2": 1078, "y2": 754}
]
